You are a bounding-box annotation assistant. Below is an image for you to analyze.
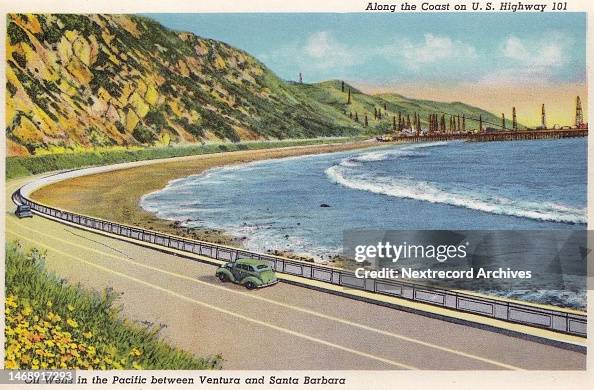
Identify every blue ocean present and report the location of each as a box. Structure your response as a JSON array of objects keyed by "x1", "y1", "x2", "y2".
[{"x1": 141, "y1": 138, "x2": 587, "y2": 308}]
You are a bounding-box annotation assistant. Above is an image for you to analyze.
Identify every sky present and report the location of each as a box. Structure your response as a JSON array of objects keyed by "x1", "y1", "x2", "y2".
[{"x1": 147, "y1": 13, "x2": 587, "y2": 127}]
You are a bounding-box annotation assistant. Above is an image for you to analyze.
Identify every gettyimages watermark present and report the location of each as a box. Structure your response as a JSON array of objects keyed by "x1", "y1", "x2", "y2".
[{"x1": 343, "y1": 230, "x2": 590, "y2": 295}]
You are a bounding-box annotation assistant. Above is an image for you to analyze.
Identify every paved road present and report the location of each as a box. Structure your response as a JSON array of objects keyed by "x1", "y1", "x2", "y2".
[{"x1": 5, "y1": 177, "x2": 586, "y2": 370}]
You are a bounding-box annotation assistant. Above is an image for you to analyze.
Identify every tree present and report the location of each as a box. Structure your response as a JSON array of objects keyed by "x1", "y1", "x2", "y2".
[
  {"x1": 341, "y1": 80, "x2": 345, "y2": 92},
  {"x1": 364, "y1": 114, "x2": 368, "y2": 127},
  {"x1": 355, "y1": 112, "x2": 359, "y2": 122}
]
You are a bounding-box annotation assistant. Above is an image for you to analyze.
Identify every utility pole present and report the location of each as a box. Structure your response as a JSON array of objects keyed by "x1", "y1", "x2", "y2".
[
  {"x1": 347, "y1": 88, "x2": 351, "y2": 104},
  {"x1": 512, "y1": 107, "x2": 517, "y2": 131},
  {"x1": 541, "y1": 104, "x2": 546, "y2": 129}
]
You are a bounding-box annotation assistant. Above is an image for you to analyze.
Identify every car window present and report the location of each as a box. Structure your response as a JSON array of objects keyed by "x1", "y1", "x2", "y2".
[
  {"x1": 246, "y1": 265, "x2": 255, "y2": 272},
  {"x1": 256, "y1": 264, "x2": 268, "y2": 270}
]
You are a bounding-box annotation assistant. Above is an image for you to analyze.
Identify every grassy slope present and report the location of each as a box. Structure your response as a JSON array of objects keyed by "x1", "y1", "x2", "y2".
[
  {"x1": 6, "y1": 137, "x2": 363, "y2": 180},
  {"x1": 6, "y1": 14, "x2": 509, "y2": 157},
  {"x1": 5, "y1": 241, "x2": 222, "y2": 369}
]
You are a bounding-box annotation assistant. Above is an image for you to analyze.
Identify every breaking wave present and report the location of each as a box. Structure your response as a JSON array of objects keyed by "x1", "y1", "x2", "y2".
[{"x1": 326, "y1": 143, "x2": 586, "y2": 225}]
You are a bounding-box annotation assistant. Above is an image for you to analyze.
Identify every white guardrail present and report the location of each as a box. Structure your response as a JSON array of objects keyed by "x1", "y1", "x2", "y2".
[{"x1": 12, "y1": 172, "x2": 587, "y2": 338}]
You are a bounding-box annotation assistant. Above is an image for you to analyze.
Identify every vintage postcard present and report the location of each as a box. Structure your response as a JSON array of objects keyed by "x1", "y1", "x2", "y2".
[{"x1": 1, "y1": 0, "x2": 591, "y2": 389}]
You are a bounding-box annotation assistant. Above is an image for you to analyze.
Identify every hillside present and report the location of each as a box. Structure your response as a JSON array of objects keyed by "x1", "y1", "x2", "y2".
[{"x1": 6, "y1": 14, "x2": 505, "y2": 156}]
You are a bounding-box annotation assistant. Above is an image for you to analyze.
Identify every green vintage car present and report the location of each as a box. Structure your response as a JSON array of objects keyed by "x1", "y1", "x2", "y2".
[{"x1": 215, "y1": 258, "x2": 278, "y2": 289}]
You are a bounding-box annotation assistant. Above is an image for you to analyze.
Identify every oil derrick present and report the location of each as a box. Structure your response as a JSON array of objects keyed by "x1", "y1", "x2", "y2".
[
  {"x1": 299, "y1": 72, "x2": 303, "y2": 83},
  {"x1": 364, "y1": 113, "x2": 368, "y2": 127},
  {"x1": 576, "y1": 96, "x2": 584, "y2": 128},
  {"x1": 541, "y1": 104, "x2": 546, "y2": 129},
  {"x1": 479, "y1": 115, "x2": 483, "y2": 132},
  {"x1": 393, "y1": 115, "x2": 397, "y2": 132},
  {"x1": 341, "y1": 80, "x2": 344, "y2": 92},
  {"x1": 378, "y1": 109, "x2": 382, "y2": 120},
  {"x1": 347, "y1": 88, "x2": 351, "y2": 104},
  {"x1": 462, "y1": 114, "x2": 466, "y2": 131},
  {"x1": 355, "y1": 112, "x2": 359, "y2": 122},
  {"x1": 416, "y1": 114, "x2": 421, "y2": 134},
  {"x1": 449, "y1": 116, "x2": 454, "y2": 133},
  {"x1": 457, "y1": 115, "x2": 461, "y2": 131},
  {"x1": 398, "y1": 112, "x2": 402, "y2": 131},
  {"x1": 512, "y1": 107, "x2": 517, "y2": 131},
  {"x1": 406, "y1": 114, "x2": 411, "y2": 129},
  {"x1": 374, "y1": 107, "x2": 378, "y2": 120},
  {"x1": 501, "y1": 113, "x2": 506, "y2": 130},
  {"x1": 440, "y1": 114, "x2": 446, "y2": 132},
  {"x1": 384, "y1": 103, "x2": 387, "y2": 111}
]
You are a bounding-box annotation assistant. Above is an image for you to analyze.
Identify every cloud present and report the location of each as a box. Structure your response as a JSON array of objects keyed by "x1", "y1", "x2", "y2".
[
  {"x1": 302, "y1": 31, "x2": 360, "y2": 69},
  {"x1": 398, "y1": 33, "x2": 477, "y2": 66},
  {"x1": 477, "y1": 32, "x2": 573, "y2": 85},
  {"x1": 259, "y1": 31, "x2": 361, "y2": 76},
  {"x1": 259, "y1": 31, "x2": 477, "y2": 79},
  {"x1": 501, "y1": 33, "x2": 568, "y2": 68}
]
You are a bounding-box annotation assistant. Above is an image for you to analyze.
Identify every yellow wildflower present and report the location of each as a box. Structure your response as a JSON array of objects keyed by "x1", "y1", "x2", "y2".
[
  {"x1": 67, "y1": 304, "x2": 75, "y2": 312},
  {"x1": 132, "y1": 362, "x2": 142, "y2": 370},
  {"x1": 5, "y1": 359, "x2": 18, "y2": 369},
  {"x1": 66, "y1": 319, "x2": 78, "y2": 328}
]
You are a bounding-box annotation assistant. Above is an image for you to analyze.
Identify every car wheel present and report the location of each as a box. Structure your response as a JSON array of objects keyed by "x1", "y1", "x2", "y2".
[
  {"x1": 218, "y1": 273, "x2": 228, "y2": 282},
  {"x1": 245, "y1": 281, "x2": 256, "y2": 290}
]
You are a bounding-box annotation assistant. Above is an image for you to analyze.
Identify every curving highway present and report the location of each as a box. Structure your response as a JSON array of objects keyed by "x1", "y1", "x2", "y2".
[{"x1": 5, "y1": 175, "x2": 587, "y2": 370}]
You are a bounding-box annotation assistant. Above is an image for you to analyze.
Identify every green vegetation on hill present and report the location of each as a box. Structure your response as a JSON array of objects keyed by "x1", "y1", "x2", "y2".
[
  {"x1": 5, "y1": 137, "x2": 362, "y2": 180},
  {"x1": 5, "y1": 241, "x2": 222, "y2": 369},
  {"x1": 6, "y1": 13, "x2": 505, "y2": 157}
]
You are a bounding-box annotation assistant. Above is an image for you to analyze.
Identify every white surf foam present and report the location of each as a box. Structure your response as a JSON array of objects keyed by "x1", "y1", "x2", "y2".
[{"x1": 325, "y1": 165, "x2": 586, "y2": 224}]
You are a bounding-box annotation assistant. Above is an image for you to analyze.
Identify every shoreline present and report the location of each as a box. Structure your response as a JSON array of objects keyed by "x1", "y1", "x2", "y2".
[{"x1": 31, "y1": 140, "x2": 382, "y2": 255}]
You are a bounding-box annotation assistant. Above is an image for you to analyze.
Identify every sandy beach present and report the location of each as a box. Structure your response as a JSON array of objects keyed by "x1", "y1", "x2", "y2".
[{"x1": 31, "y1": 140, "x2": 380, "y2": 251}]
